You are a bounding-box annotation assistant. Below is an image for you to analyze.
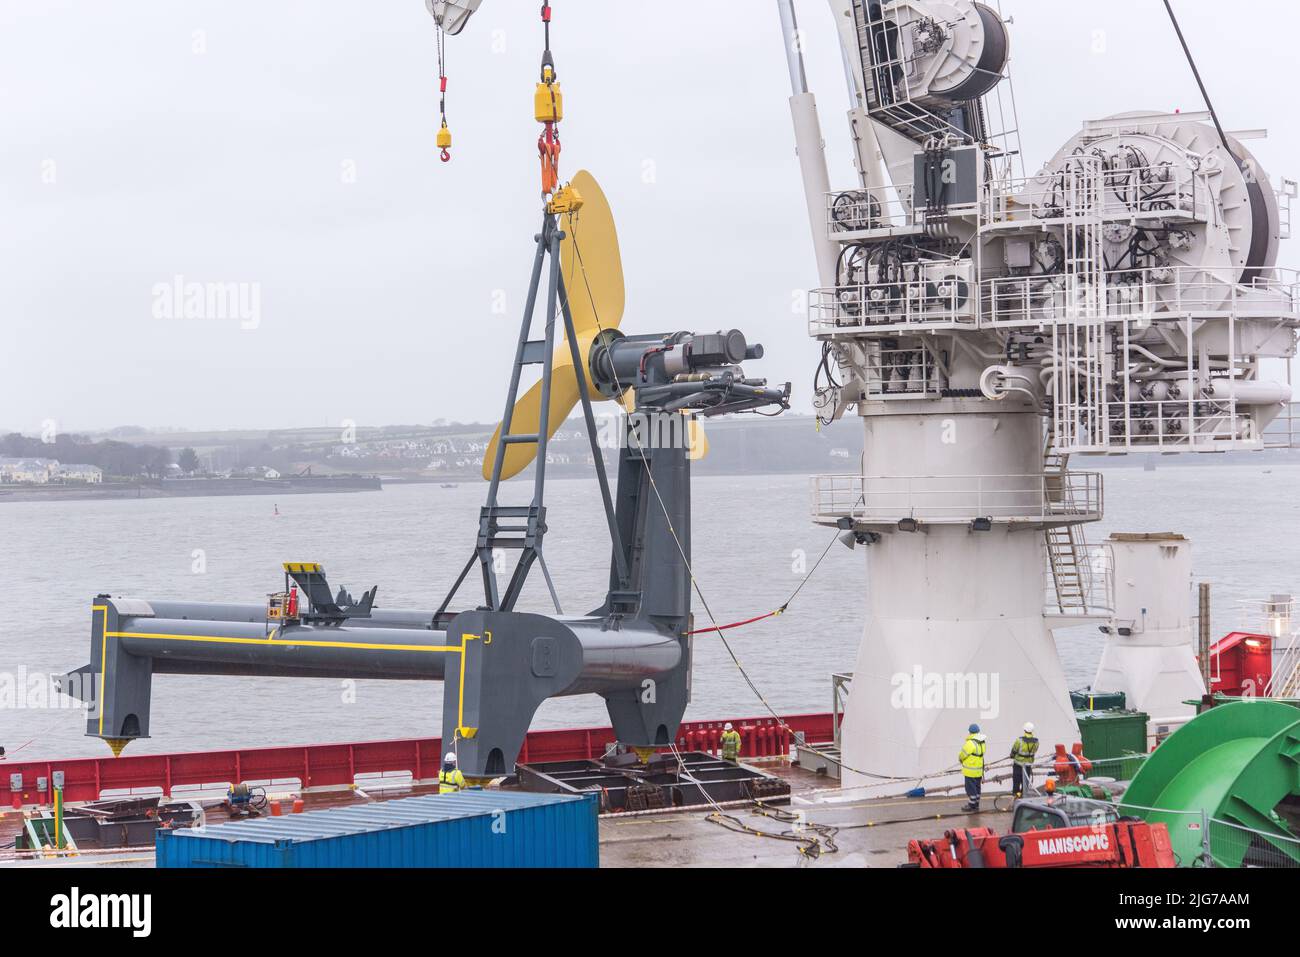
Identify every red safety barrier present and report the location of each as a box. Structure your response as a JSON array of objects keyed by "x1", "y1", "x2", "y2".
[
  {"x1": 0, "y1": 712, "x2": 836, "y2": 808},
  {"x1": 668, "y1": 714, "x2": 826, "y2": 760},
  {"x1": 737, "y1": 723, "x2": 751, "y2": 757}
]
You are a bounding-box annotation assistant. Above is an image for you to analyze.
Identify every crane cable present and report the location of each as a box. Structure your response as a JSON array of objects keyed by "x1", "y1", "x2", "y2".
[
  {"x1": 540, "y1": 0, "x2": 553, "y2": 66},
  {"x1": 435, "y1": 17, "x2": 451, "y2": 161},
  {"x1": 1162, "y1": 0, "x2": 1231, "y2": 156}
]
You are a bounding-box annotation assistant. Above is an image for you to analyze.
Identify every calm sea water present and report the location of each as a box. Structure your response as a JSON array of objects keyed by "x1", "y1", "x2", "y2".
[{"x1": 2, "y1": 464, "x2": 1297, "y2": 760}]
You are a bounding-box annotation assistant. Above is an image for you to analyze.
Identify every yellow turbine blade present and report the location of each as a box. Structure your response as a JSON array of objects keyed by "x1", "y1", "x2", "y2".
[
  {"x1": 560, "y1": 170, "x2": 624, "y2": 335},
  {"x1": 687, "y1": 417, "x2": 709, "y2": 460},
  {"x1": 482, "y1": 365, "x2": 581, "y2": 481},
  {"x1": 483, "y1": 171, "x2": 625, "y2": 482}
]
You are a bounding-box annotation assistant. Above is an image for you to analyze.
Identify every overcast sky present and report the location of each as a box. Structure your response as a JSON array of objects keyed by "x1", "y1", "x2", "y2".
[{"x1": 2, "y1": 0, "x2": 1295, "y2": 434}]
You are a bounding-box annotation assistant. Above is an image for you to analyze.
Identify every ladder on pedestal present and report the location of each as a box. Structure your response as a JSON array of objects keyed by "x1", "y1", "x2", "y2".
[{"x1": 1043, "y1": 447, "x2": 1090, "y2": 615}]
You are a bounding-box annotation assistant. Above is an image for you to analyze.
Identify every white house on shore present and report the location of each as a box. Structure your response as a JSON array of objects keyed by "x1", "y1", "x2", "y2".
[
  {"x1": 238, "y1": 465, "x2": 281, "y2": 480},
  {"x1": 0, "y1": 457, "x2": 57, "y2": 483},
  {"x1": 0, "y1": 457, "x2": 103, "y2": 484},
  {"x1": 54, "y1": 463, "x2": 104, "y2": 483}
]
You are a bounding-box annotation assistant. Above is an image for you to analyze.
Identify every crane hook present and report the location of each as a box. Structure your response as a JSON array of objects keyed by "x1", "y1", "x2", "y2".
[{"x1": 437, "y1": 119, "x2": 453, "y2": 163}]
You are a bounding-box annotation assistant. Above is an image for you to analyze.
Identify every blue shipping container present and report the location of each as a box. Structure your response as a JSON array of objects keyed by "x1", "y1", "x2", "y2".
[{"x1": 156, "y1": 790, "x2": 598, "y2": 868}]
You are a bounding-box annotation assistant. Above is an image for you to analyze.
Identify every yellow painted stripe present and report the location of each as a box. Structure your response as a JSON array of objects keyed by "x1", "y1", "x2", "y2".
[
  {"x1": 107, "y1": 631, "x2": 460, "y2": 654},
  {"x1": 457, "y1": 632, "x2": 481, "y2": 736},
  {"x1": 93, "y1": 605, "x2": 109, "y2": 736}
]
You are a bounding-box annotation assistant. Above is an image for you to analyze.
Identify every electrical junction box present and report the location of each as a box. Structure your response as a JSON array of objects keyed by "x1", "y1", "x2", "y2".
[
  {"x1": 912, "y1": 145, "x2": 981, "y2": 208},
  {"x1": 1004, "y1": 238, "x2": 1033, "y2": 269}
]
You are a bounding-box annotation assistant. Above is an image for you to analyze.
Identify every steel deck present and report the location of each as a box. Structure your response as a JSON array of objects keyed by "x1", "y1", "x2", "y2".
[{"x1": 1, "y1": 760, "x2": 1012, "y2": 868}]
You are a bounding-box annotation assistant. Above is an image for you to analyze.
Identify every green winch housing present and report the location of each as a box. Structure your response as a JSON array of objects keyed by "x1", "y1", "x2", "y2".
[{"x1": 1121, "y1": 700, "x2": 1300, "y2": 867}]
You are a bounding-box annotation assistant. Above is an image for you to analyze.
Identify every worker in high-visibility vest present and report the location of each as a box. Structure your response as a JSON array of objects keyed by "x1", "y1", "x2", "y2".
[
  {"x1": 1010, "y1": 722, "x2": 1039, "y2": 798},
  {"x1": 720, "y1": 722, "x2": 742, "y2": 763},
  {"x1": 958, "y1": 723, "x2": 987, "y2": 812},
  {"x1": 439, "y1": 751, "x2": 466, "y2": 794}
]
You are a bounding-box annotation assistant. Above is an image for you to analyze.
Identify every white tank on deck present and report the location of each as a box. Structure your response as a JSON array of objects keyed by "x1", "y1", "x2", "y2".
[{"x1": 1091, "y1": 533, "x2": 1203, "y2": 720}]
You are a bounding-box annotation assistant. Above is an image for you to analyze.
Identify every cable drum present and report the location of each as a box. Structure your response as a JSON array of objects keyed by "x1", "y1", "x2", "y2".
[
  {"x1": 830, "y1": 190, "x2": 882, "y2": 233},
  {"x1": 1222, "y1": 134, "x2": 1280, "y2": 286},
  {"x1": 894, "y1": 1, "x2": 1009, "y2": 105},
  {"x1": 1035, "y1": 115, "x2": 1281, "y2": 308}
]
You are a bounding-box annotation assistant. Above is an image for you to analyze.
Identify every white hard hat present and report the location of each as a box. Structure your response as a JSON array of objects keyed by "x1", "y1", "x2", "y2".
[
  {"x1": 724, "y1": 722, "x2": 733, "y2": 731},
  {"x1": 444, "y1": 751, "x2": 457, "y2": 763},
  {"x1": 1023, "y1": 722, "x2": 1035, "y2": 734}
]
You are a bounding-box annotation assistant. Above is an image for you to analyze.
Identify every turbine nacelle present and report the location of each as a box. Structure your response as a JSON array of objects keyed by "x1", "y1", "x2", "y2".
[
  {"x1": 589, "y1": 329, "x2": 789, "y2": 417},
  {"x1": 483, "y1": 171, "x2": 788, "y2": 479}
]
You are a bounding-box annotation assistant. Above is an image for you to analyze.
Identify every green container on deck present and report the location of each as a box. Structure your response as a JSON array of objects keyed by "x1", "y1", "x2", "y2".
[
  {"x1": 1075, "y1": 709, "x2": 1149, "y2": 780},
  {"x1": 1070, "y1": 689, "x2": 1127, "y2": 712}
]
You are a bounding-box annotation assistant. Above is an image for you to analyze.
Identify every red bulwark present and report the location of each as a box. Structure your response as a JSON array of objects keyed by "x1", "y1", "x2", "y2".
[{"x1": 1, "y1": 712, "x2": 835, "y2": 808}]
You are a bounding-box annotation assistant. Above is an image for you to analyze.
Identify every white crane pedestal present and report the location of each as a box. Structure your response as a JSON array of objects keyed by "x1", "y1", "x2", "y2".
[{"x1": 819, "y1": 405, "x2": 1095, "y2": 791}]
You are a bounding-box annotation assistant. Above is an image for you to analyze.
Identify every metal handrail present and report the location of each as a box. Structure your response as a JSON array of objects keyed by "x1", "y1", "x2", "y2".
[
  {"x1": 825, "y1": 158, "x2": 1210, "y2": 235},
  {"x1": 1264, "y1": 627, "x2": 1300, "y2": 697},
  {"x1": 823, "y1": 185, "x2": 918, "y2": 238},
  {"x1": 811, "y1": 471, "x2": 1103, "y2": 523},
  {"x1": 1264, "y1": 402, "x2": 1300, "y2": 450},
  {"x1": 816, "y1": 263, "x2": 1300, "y2": 336},
  {"x1": 986, "y1": 162, "x2": 1211, "y2": 226},
  {"x1": 982, "y1": 265, "x2": 1300, "y2": 328},
  {"x1": 1100, "y1": 399, "x2": 1268, "y2": 450},
  {"x1": 809, "y1": 280, "x2": 976, "y2": 333},
  {"x1": 1043, "y1": 541, "x2": 1115, "y2": 618}
]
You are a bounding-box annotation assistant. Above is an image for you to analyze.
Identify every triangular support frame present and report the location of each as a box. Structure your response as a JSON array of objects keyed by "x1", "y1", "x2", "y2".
[{"x1": 436, "y1": 210, "x2": 629, "y2": 622}]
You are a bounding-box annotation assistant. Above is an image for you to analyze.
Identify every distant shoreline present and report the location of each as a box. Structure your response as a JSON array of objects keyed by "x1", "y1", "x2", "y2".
[
  {"x1": 0, "y1": 474, "x2": 382, "y2": 504},
  {"x1": 2, "y1": 450, "x2": 1295, "y2": 504}
]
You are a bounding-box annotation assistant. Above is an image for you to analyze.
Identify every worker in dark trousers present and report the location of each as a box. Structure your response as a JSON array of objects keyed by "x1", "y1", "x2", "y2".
[
  {"x1": 439, "y1": 751, "x2": 466, "y2": 794},
  {"x1": 720, "y1": 722, "x2": 742, "y2": 763},
  {"x1": 958, "y1": 723, "x2": 987, "y2": 812},
  {"x1": 1010, "y1": 722, "x2": 1039, "y2": 799}
]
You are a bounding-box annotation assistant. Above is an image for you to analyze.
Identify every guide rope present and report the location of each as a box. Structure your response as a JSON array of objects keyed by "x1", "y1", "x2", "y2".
[{"x1": 682, "y1": 528, "x2": 841, "y2": 635}]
